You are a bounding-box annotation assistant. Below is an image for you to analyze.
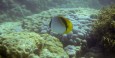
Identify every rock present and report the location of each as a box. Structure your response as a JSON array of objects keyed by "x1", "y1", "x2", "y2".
[
  {"x1": 62, "y1": 34, "x2": 68, "y2": 40},
  {"x1": 0, "y1": 32, "x2": 69, "y2": 58},
  {"x1": 73, "y1": 26, "x2": 79, "y2": 34},
  {"x1": 77, "y1": 32, "x2": 84, "y2": 39},
  {"x1": 0, "y1": 22, "x2": 23, "y2": 34},
  {"x1": 67, "y1": 32, "x2": 73, "y2": 39},
  {"x1": 78, "y1": 20, "x2": 87, "y2": 24},
  {"x1": 40, "y1": 30, "x2": 47, "y2": 34},
  {"x1": 81, "y1": 39, "x2": 87, "y2": 44},
  {"x1": 83, "y1": 26, "x2": 91, "y2": 32},
  {"x1": 20, "y1": 7, "x2": 99, "y2": 47},
  {"x1": 89, "y1": 47, "x2": 102, "y2": 53},
  {"x1": 84, "y1": 52, "x2": 103, "y2": 58},
  {"x1": 74, "y1": 38, "x2": 82, "y2": 46},
  {"x1": 90, "y1": 19, "x2": 98, "y2": 22},
  {"x1": 41, "y1": 26, "x2": 48, "y2": 30},
  {"x1": 64, "y1": 45, "x2": 81, "y2": 58},
  {"x1": 70, "y1": 39, "x2": 76, "y2": 44},
  {"x1": 29, "y1": 54, "x2": 40, "y2": 58},
  {"x1": 21, "y1": 8, "x2": 98, "y2": 34},
  {"x1": 72, "y1": 30, "x2": 78, "y2": 34},
  {"x1": 90, "y1": 14, "x2": 98, "y2": 19},
  {"x1": 40, "y1": 49, "x2": 67, "y2": 58},
  {"x1": 71, "y1": 34, "x2": 78, "y2": 39}
]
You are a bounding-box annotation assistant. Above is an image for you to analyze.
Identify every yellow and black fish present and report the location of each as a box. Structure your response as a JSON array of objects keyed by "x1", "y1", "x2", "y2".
[{"x1": 49, "y1": 15, "x2": 73, "y2": 34}]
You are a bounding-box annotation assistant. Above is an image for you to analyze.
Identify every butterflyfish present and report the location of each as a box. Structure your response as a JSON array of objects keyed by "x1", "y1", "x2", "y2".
[{"x1": 49, "y1": 15, "x2": 73, "y2": 34}]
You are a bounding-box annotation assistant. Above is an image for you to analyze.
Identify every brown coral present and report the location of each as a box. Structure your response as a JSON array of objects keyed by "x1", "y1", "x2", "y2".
[{"x1": 92, "y1": 5, "x2": 115, "y2": 57}]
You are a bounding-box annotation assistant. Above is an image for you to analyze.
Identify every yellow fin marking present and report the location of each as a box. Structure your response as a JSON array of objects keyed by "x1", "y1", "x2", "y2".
[{"x1": 58, "y1": 16, "x2": 73, "y2": 34}]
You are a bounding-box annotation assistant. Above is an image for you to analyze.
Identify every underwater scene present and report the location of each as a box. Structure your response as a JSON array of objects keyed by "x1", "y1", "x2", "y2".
[{"x1": 0, "y1": 0, "x2": 115, "y2": 58}]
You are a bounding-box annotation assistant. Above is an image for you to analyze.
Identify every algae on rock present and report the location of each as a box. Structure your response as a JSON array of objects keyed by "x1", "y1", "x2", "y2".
[
  {"x1": 0, "y1": 32, "x2": 69, "y2": 58},
  {"x1": 92, "y1": 5, "x2": 115, "y2": 57}
]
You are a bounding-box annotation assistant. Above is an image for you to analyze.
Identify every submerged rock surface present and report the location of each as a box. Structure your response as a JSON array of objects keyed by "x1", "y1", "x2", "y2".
[
  {"x1": 0, "y1": 32, "x2": 69, "y2": 58},
  {"x1": 0, "y1": 22, "x2": 23, "y2": 34}
]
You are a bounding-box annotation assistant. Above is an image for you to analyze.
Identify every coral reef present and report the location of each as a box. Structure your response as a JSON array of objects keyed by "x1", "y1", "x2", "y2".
[
  {"x1": 0, "y1": 7, "x2": 100, "y2": 58},
  {"x1": 94, "y1": 6, "x2": 115, "y2": 52},
  {"x1": 21, "y1": 8, "x2": 99, "y2": 58},
  {"x1": 64, "y1": 45, "x2": 81, "y2": 58},
  {"x1": 0, "y1": 32, "x2": 69, "y2": 58},
  {"x1": 0, "y1": 0, "x2": 115, "y2": 58},
  {"x1": 85, "y1": 5, "x2": 115, "y2": 58},
  {"x1": 0, "y1": 22, "x2": 23, "y2": 34},
  {"x1": 22, "y1": 8, "x2": 99, "y2": 46},
  {"x1": 0, "y1": 0, "x2": 102, "y2": 22}
]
